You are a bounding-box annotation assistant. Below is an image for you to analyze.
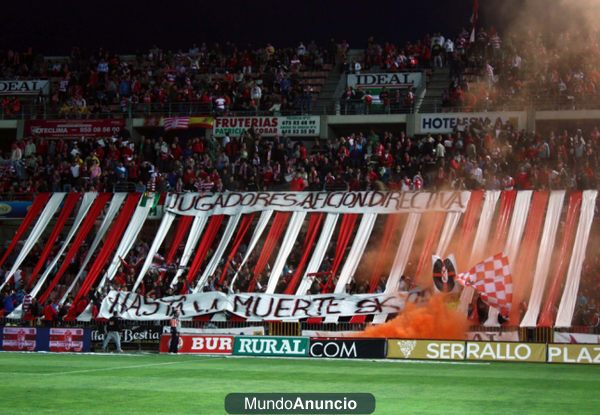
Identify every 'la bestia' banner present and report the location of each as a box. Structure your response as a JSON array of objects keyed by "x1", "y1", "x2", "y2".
[
  {"x1": 165, "y1": 191, "x2": 471, "y2": 217},
  {"x1": 99, "y1": 291, "x2": 407, "y2": 321}
]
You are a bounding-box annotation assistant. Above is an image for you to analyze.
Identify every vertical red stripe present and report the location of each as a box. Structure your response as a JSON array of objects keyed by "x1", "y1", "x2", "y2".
[
  {"x1": 455, "y1": 190, "x2": 484, "y2": 270},
  {"x1": 67, "y1": 193, "x2": 142, "y2": 318},
  {"x1": 219, "y1": 213, "x2": 256, "y2": 285},
  {"x1": 38, "y1": 193, "x2": 113, "y2": 304},
  {"x1": 368, "y1": 214, "x2": 402, "y2": 293},
  {"x1": 186, "y1": 215, "x2": 225, "y2": 285},
  {"x1": 412, "y1": 212, "x2": 446, "y2": 285},
  {"x1": 158, "y1": 215, "x2": 193, "y2": 282},
  {"x1": 321, "y1": 214, "x2": 358, "y2": 293},
  {"x1": 538, "y1": 191, "x2": 582, "y2": 327},
  {"x1": 0, "y1": 193, "x2": 51, "y2": 269},
  {"x1": 247, "y1": 212, "x2": 291, "y2": 292},
  {"x1": 509, "y1": 191, "x2": 549, "y2": 322},
  {"x1": 27, "y1": 193, "x2": 81, "y2": 289},
  {"x1": 284, "y1": 213, "x2": 324, "y2": 295},
  {"x1": 490, "y1": 191, "x2": 516, "y2": 255}
]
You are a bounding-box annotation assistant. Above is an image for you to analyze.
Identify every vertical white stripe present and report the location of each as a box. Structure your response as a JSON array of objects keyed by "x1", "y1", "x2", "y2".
[
  {"x1": 229, "y1": 210, "x2": 273, "y2": 292},
  {"x1": 170, "y1": 216, "x2": 208, "y2": 286},
  {"x1": 98, "y1": 198, "x2": 153, "y2": 290},
  {"x1": 295, "y1": 213, "x2": 339, "y2": 296},
  {"x1": 436, "y1": 211, "x2": 463, "y2": 259},
  {"x1": 265, "y1": 212, "x2": 307, "y2": 294},
  {"x1": 60, "y1": 193, "x2": 127, "y2": 305},
  {"x1": 334, "y1": 213, "x2": 378, "y2": 293},
  {"x1": 555, "y1": 190, "x2": 597, "y2": 327},
  {"x1": 325, "y1": 213, "x2": 377, "y2": 323},
  {"x1": 485, "y1": 191, "x2": 532, "y2": 326},
  {"x1": 132, "y1": 212, "x2": 176, "y2": 292},
  {"x1": 2, "y1": 193, "x2": 66, "y2": 290},
  {"x1": 27, "y1": 193, "x2": 98, "y2": 298},
  {"x1": 520, "y1": 191, "x2": 565, "y2": 327},
  {"x1": 386, "y1": 213, "x2": 421, "y2": 294},
  {"x1": 458, "y1": 190, "x2": 501, "y2": 315},
  {"x1": 373, "y1": 213, "x2": 421, "y2": 324},
  {"x1": 193, "y1": 214, "x2": 242, "y2": 293}
]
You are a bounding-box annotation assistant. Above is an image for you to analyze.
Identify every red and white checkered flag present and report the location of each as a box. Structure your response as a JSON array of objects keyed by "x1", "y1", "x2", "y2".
[
  {"x1": 455, "y1": 252, "x2": 513, "y2": 316},
  {"x1": 164, "y1": 116, "x2": 190, "y2": 131}
]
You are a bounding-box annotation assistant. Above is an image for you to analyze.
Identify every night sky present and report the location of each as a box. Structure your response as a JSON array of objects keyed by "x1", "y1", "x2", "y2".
[{"x1": 0, "y1": 0, "x2": 519, "y2": 56}]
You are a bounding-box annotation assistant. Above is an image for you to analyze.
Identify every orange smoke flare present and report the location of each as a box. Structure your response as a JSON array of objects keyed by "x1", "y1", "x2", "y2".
[{"x1": 353, "y1": 294, "x2": 468, "y2": 340}]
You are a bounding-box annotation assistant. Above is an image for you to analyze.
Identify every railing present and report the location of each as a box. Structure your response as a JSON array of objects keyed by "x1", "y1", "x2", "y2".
[
  {"x1": 0, "y1": 102, "x2": 331, "y2": 120},
  {"x1": 3, "y1": 94, "x2": 600, "y2": 121},
  {"x1": 336, "y1": 99, "x2": 415, "y2": 115},
  {"x1": 423, "y1": 94, "x2": 600, "y2": 113},
  {"x1": 0, "y1": 192, "x2": 37, "y2": 202}
]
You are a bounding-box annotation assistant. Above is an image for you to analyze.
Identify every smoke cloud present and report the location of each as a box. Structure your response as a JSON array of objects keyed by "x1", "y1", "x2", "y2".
[{"x1": 353, "y1": 294, "x2": 468, "y2": 340}]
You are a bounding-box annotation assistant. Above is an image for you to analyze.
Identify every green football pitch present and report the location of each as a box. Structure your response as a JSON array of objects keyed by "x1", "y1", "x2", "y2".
[{"x1": 0, "y1": 352, "x2": 598, "y2": 415}]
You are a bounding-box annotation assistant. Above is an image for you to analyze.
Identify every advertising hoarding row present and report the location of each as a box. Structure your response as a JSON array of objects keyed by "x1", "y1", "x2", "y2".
[
  {"x1": 24, "y1": 119, "x2": 126, "y2": 139},
  {"x1": 1, "y1": 327, "x2": 91, "y2": 352}
]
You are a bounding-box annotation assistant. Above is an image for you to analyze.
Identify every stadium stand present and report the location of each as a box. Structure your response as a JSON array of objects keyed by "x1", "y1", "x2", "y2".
[{"x1": 1, "y1": 26, "x2": 600, "y2": 332}]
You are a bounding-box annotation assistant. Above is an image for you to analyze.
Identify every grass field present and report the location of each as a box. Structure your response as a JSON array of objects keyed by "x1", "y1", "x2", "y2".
[{"x1": 0, "y1": 352, "x2": 598, "y2": 414}]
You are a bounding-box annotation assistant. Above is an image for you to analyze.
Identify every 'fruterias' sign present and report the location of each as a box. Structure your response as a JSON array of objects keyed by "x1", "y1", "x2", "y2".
[
  {"x1": 165, "y1": 191, "x2": 471, "y2": 217},
  {"x1": 233, "y1": 336, "x2": 309, "y2": 356},
  {"x1": 98, "y1": 291, "x2": 407, "y2": 321},
  {"x1": 213, "y1": 116, "x2": 320, "y2": 137}
]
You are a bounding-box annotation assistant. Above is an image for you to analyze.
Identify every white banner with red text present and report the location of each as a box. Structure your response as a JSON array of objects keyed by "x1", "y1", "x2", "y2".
[
  {"x1": 99, "y1": 291, "x2": 408, "y2": 321},
  {"x1": 212, "y1": 116, "x2": 320, "y2": 137},
  {"x1": 553, "y1": 332, "x2": 600, "y2": 344},
  {"x1": 164, "y1": 191, "x2": 471, "y2": 217}
]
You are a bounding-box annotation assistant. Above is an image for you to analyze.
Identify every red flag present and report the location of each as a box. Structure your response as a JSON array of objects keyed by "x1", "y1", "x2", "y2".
[
  {"x1": 455, "y1": 252, "x2": 513, "y2": 316},
  {"x1": 469, "y1": 0, "x2": 479, "y2": 44}
]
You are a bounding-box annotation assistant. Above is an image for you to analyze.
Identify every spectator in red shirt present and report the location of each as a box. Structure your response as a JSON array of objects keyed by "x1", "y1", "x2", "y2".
[
  {"x1": 42, "y1": 299, "x2": 58, "y2": 327},
  {"x1": 290, "y1": 172, "x2": 306, "y2": 191}
]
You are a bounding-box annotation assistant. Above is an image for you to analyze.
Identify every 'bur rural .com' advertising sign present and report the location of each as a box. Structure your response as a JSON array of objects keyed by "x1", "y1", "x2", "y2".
[
  {"x1": 233, "y1": 336, "x2": 309, "y2": 357},
  {"x1": 160, "y1": 335, "x2": 234, "y2": 354}
]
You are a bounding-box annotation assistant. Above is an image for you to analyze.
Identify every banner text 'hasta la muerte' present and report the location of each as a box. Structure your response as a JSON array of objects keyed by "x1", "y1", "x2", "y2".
[{"x1": 99, "y1": 291, "x2": 408, "y2": 321}]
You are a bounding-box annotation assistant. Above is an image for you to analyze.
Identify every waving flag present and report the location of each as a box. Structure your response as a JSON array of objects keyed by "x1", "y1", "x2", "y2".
[
  {"x1": 469, "y1": 0, "x2": 479, "y2": 44},
  {"x1": 431, "y1": 254, "x2": 459, "y2": 293},
  {"x1": 455, "y1": 252, "x2": 513, "y2": 316},
  {"x1": 150, "y1": 254, "x2": 167, "y2": 272},
  {"x1": 164, "y1": 116, "x2": 190, "y2": 131}
]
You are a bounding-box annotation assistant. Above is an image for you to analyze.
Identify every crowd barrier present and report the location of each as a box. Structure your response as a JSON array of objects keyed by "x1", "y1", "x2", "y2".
[
  {"x1": 3, "y1": 324, "x2": 598, "y2": 364},
  {"x1": 0, "y1": 326, "x2": 91, "y2": 352},
  {"x1": 156, "y1": 333, "x2": 600, "y2": 365}
]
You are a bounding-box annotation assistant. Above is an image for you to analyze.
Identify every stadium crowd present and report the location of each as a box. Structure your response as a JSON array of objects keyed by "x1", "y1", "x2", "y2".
[
  {"x1": 2, "y1": 113, "x2": 600, "y2": 200},
  {"x1": 2, "y1": 27, "x2": 600, "y2": 328},
  {"x1": 441, "y1": 26, "x2": 600, "y2": 111},
  {"x1": 0, "y1": 40, "x2": 338, "y2": 119}
]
